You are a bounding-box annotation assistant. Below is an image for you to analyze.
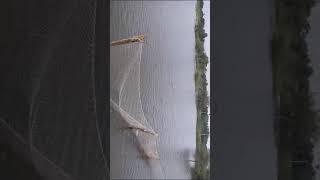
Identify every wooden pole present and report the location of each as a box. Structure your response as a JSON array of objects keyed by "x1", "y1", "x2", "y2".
[{"x1": 111, "y1": 35, "x2": 144, "y2": 46}]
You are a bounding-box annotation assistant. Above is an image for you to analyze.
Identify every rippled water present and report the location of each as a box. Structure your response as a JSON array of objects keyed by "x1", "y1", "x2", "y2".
[{"x1": 110, "y1": 1, "x2": 197, "y2": 179}]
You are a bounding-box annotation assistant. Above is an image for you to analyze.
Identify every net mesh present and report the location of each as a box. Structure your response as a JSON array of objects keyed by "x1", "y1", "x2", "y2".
[
  {"x1": 1, "y1": 0, "x2": 108, "y2": 179},
  {"x1": 110, "y1": 40, "x2": 159, "y2": 159}
]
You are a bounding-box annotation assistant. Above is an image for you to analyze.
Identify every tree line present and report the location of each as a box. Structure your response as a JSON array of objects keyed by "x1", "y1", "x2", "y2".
[
  {"x1": 192, "y1": 0, "x2": 210, "y2": 179},
  {"x1": 272, "y1": 0, "x2": 318, "y2": 179}
]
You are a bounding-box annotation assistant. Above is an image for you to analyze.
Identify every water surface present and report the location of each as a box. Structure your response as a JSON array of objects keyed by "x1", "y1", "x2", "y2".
[
  {"x1": 110, "y1": 1, "x2": 197, "y2": 179},
  {"x1": 213, "y1": 0, "x2": 277, "y2": 179}
]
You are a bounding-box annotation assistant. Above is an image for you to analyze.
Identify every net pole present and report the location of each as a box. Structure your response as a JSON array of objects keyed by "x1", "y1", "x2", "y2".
[{"x1": 110, "y1": 35, "x2": 144, "y2": 46}]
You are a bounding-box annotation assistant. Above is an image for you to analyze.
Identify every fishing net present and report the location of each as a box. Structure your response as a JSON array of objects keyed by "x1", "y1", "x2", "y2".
[
  {"x1": 110, "y1": 38, "x2": 159, "y2": 159},
  {"x1": 0, "y1": 0, "x2": 109, "y2": 179}
]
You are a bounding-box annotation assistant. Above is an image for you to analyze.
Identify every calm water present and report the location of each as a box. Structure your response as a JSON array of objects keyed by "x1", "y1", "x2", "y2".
[
  {"x1": 110, "y1": 1, "x2": 197, "y2": 179},
  {"x1": 213, "y1": 0, "x2": 277, "y2": 179}
]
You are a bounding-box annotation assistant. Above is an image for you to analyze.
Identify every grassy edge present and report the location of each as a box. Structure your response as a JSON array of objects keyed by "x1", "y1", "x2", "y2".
[{"x1": 192, "y1": 0, "x2": 210, "y2": 179}]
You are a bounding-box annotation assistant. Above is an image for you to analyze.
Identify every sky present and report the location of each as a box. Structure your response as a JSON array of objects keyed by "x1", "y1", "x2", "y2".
[
  {"x1": 203, "y1": 0, "x2": 210, "y2": 149},
  {"x1": 306, "y1": 4, "x2": 320, "y2": 179}
]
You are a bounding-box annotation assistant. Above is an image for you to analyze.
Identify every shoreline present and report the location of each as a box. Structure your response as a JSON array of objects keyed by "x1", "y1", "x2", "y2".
[
  {"x1": 192, "y1": 0, "x2": 210, "y2": 179},
  {"x1": 271, "y1": 0, "x2": 318, "y2": 179}
]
